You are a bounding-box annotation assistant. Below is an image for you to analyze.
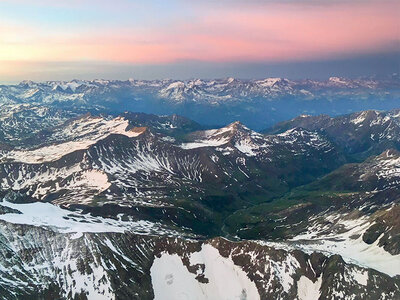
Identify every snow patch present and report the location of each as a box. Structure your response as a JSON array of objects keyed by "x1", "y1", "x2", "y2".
[
  {"x1": 235, "y1": 140, "x2": 257, "y2": 156},
  {"x1": 180, "y1": 139, "x2": 229, "y2": 149},
  {"x1": 297, "y1": 276, "x2": 322, "y2": 300},
  {"x1": 351, "y1": 269, "x2": 368, "y2": 286}
]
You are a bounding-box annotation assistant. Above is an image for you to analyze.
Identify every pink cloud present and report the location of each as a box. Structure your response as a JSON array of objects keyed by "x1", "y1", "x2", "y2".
[
  {"x1": 170, "y1": 1, "x2": 399, "y2": 62},
  {"x1": 0, "y1": 1, "x2": 398, "y2": 64}
]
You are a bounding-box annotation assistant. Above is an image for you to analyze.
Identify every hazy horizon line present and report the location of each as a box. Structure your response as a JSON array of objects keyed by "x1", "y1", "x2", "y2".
[{"x1": 2, "y1": 73, "x2": 399, "y2": 86}]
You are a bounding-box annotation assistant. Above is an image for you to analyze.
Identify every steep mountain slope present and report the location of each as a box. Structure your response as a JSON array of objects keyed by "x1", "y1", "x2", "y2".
[
  {"x1": 267, "y1": 109, "x2": 400, "y2": 158},
  {"x1": 304, "y1": 148, "x2": 400, "y2": 192}
]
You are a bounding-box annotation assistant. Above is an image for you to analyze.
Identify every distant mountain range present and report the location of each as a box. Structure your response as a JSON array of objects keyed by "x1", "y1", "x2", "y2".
[
  {"x1": 1, "y1": 75, "x2": 399, "y2": 129},
  {"x1": 0, "y1": 102, "x2": 399, "y2": 299}
]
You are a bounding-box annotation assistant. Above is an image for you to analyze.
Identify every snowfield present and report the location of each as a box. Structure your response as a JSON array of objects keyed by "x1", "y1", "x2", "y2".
[
  {"x1": 0, "y1": 200, "x2": 178, "y2": 238},
  {"x1": 151, "y1": 244, "x2": 260, "y2": 300},
  {"x1": 0, "y1": 116, "x2": 145, "y2": 164}
]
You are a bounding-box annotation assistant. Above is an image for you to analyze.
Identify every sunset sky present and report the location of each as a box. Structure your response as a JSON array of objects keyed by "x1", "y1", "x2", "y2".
[{"x1": 0, "y1": 0, "x2": 399, "y2": 82}]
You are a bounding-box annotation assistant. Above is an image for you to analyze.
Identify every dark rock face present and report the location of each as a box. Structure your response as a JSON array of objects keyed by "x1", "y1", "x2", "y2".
[{"x1": 363, "y1": 205, "x2": 400, "y2": 255}]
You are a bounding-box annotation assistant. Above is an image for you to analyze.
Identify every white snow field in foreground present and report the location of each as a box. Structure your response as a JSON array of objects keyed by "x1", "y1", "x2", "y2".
[{"x1": 151, "y1": 244, "x2": 260, "y2": 300}]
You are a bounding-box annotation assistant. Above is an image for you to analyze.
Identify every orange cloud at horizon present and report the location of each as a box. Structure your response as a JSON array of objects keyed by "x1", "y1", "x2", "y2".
[{"x1": 0, "y1": 1, "x2": 398, "y2": 65}]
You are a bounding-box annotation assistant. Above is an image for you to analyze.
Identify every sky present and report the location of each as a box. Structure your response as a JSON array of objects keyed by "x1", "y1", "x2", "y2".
[{"x1": 0, "y1": 0, "x2": 399, "y2": 82}]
